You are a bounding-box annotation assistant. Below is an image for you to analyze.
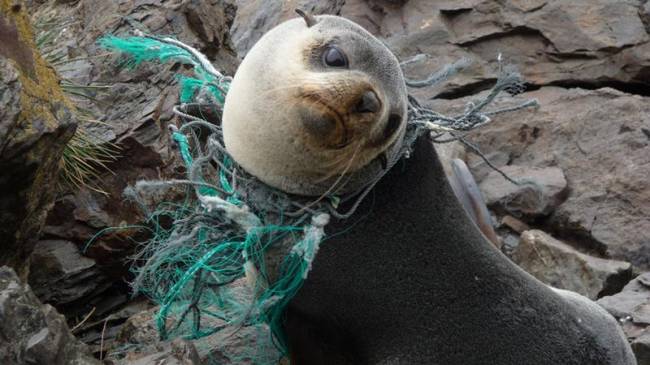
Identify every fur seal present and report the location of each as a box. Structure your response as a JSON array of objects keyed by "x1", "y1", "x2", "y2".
[
  {"x1": 223, "y1": 11, "x2": 407, "y2": 196},
  {"x1": 284, "y1": 137, "x2": 635, "y2": 365},
  {"x1": 222, "y1": 11, "x2": 635, "y2": 365}
]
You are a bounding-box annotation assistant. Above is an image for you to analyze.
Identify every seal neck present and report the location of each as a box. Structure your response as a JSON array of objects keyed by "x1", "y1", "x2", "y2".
[{"x1": 287, "y1": 135, "x2": 534, "y2": 363}]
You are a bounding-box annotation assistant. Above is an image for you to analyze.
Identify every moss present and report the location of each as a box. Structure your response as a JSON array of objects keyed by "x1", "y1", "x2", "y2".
[
  {"x1": 0, "y1": 0, "x2": 77, "y2": 275},
  {"x1": 1, "y1": 0, "x2": 74, "y2": 126}
]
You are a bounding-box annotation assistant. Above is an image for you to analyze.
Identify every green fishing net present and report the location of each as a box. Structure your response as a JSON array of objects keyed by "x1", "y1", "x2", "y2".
[{"x1": 97, "y1": 33, "x2": 538, "y2": 364}]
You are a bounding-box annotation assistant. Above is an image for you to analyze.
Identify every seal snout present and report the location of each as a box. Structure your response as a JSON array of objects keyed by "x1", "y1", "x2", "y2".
[{"x1": 352, "y1": 90, "x2": 381, "y2": 114}]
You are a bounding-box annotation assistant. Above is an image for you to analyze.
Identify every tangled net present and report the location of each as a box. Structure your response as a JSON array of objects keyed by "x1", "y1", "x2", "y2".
[{"x1": 97, "y1": 33, "x2": 538, "y2": 363}]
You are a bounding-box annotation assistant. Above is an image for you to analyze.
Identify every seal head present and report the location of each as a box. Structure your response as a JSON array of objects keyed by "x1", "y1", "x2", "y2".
[{"x1": 223, "y1": 12, "x2": 408, "y2": 196}]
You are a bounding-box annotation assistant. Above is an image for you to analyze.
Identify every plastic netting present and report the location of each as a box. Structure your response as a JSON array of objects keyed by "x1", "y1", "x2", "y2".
[{"x1": 97, "y1": 32, "x2": 538, "y2": 364}]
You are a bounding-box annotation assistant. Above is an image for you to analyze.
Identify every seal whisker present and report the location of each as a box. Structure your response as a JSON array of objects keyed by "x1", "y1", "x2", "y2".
[{"x1": 293, "y1": 142, "x2": 362, "y2": 216}]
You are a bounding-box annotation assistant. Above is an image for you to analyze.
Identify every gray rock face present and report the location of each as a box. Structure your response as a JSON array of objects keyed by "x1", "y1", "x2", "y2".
[
  {"x1": 479, "y1": 165, "x2": 567, "y2": 217},
  {"x1": 108, "y1": 305, "x2": 280, "y2": 364},
  {"x1": 513, "y1": 230, "x2": 633, "y2": 299},
  {"x1": 121, "y1": 339, "x2": 201, "y2": 365},
  {"x1": 0, "y1": 266, "x2": 100, "y2": 365},
  {"x1": 28, "y1": 240, "x2": 111, "y2": 306},
  {"x1": 0, "y1": 8, "x2": 77, "y2": 275},
  {"x1": 633, "y1": 331, "x2": 650, "y2": 365},
  {"x1": 4, "y1": 0, "x2": 242, "y2": 354},
  {"x1": 599, "y1": 273, "x2": 650, "y2": 322},
  {"x1": 599, "y1": 273, "x2": 650, "y2": 364}
]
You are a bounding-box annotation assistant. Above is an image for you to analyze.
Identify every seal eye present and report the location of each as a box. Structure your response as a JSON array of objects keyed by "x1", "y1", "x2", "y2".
[{"x1": 322, "y1": 46, "x2": 348, "y2": 68}]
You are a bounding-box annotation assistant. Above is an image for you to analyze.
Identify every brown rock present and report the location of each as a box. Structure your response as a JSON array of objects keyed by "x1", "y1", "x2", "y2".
[
  {"x1": 460, "y1": 86, "x2": 650, "y2": 268},
  {"x1": 513, "y1": 230, "x2": 633, "y2": 299},
  {"x1": 479, "y1": 165, "x2": 568, "y2": 217},
  {"x1": 501, "y1": 215, "x2": 530, "y2": 234},
  {"x1": 379, "y1": 0, "x2": 650, "y2": 99},
  {"x1": 231, "y1": 0, "x2": 345, "y2": 55}
]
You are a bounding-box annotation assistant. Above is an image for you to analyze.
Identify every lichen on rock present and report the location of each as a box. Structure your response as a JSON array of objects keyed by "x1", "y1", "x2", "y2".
[{"x1": 0, "y1": 0, "x2": 77, "y2": 276}]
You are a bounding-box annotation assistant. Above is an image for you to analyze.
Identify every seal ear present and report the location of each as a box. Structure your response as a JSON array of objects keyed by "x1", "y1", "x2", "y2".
[{"x1": 295, "y1": 9, "x2": 317, "y2": 28}]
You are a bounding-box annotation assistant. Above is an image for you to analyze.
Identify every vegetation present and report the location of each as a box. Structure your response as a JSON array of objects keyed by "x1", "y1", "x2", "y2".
[{"x1": 34, "y1": 8, "x2": 119, "y2": 194}]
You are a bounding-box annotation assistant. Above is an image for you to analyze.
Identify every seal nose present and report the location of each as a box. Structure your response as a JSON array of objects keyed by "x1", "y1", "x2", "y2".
[{"x1": 352, "y1": 90, "x2": 381, "y2": 114}]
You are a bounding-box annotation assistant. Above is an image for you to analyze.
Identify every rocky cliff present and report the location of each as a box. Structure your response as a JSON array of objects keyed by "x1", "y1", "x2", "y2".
[{"x1": 0, "y1": 0, "x2": 648, "y2": 364}]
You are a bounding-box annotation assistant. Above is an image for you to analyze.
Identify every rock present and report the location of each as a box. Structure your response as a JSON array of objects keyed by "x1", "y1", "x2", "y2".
[
  {"x1": 31, "y1": 0, "x2": 240, "y2": 289},
  {"x1": 633, "y1": 331, "x2": 650, "y2": 365},
  {"x1": 479, "y1": 165, "x2": 568, "y2": 217},
  {"x1": 231, "y1": 0, "x2": 346, "y2": 55},
  {"x1": 183, "y1": 0, "x2": 237, "y2": 59},
  {"x1": 28, "y1": 239, "x2": 111, "y2": 307},
  {"x1": 378, "y1": 0, "x2": 650, "y2": 99},
  {"x1": 0, "y1": 4, "x2": 77, "y2": 275},
  {"x1": 122, "y1": 339, "x2": 201, "y2": 365},
  {"x1": 599, "y1": 273, "x2": 650, "y2": 363},
  {"x1": 467, "y1": 150, "x2": 511, "y2": 182},
  {"x1": 599, "y1": 273, "x2": 650, "y2": 322},
  {"x1": 455, "y1": 86, "x2": 650, "y2": 269},
  {"x1": 0, "y1": 266, "x2": 100, "y2": 365},
  {"x1": 108, "y1": 305, "x2": 281, "y2": 364},
  {"x1": 225, "y1": 0, "x2": 645, "y2": 99},
  {"x1": 500, "y1": 232, "x2": 520, "y2": 256},
  {"x1": 74, "y1": 297, "x2": 152, "y2": 355},
  {"x1": 513, "y1": 230, "x2": 633, "y2": 299},
  {"x1": 500, "y1": 215, "x2": 530, "y2": 234}
]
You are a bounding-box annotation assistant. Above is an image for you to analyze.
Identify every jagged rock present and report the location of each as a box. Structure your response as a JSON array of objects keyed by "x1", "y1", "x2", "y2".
[
  {"x1": 73, "y1": 297, "x2": 151, "y2": 357},
  {"x1": 467, "y1": 150, "x2": 511, "y2": 182},
  {"x1": 183, "y1": 0, "x2": 237, "y2": 59},
  {"x1": 385, "y1": 0, "x2": 650, "y2": 99},
  {"x1": 479, "y1": 165, "x2": 568, "y2": 217},
  {"x1": 108, "y1": 306, "x2": 281, "y2": 364},
  {"x1": 231, "y1": 0, "x2": 345, "y2": 55},
  {"x1": 599, "y1": 273, "x2": 650, "y2": 322},
  {"x1": 234, "y1": 0, "x2": 650, "y2": 98},
  {"x1": 513, "y1": 230, "x2": 633, "y2": 299},
  {"x1": 633, "y1": 331, "x2": 650, "y2": 365},
  {"x1": 599, "y1": 273, "x2": 650, "y2": 363},
  {"x1": 28, "y1": 239, "x2": 111, "y2": 306},
  {"x1": 447, "y1": 86, "x2": 650, "y2": 269},
  {"x1": 0, "y1": 266, "x2": 100, "y2": 365},
  {"x1": 0, "y1": 4, "x2": 77, "y2": 275},
  {"x1": 33, "y1": 0, "x2": 239, "y2": 284},
  {"x1": 122, "y1": 339, "x2": 201, "y2": 365}
]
